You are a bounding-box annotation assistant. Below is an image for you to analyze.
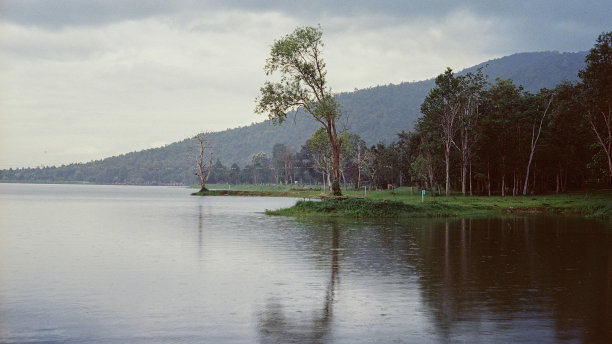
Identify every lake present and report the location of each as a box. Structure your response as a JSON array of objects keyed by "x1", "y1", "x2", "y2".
[{"x1": 0, "y1": 183, "x2": 610, "y2": 343}]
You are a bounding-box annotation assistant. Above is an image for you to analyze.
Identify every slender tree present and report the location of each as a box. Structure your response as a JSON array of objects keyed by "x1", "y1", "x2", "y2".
[
  {"x1": 457, "y1": 68, "x2": 487, "y2": 195},
  {"x1": 421, "y1": 68, "x2": 462, "y2": 196},
  {"x1": 522, "y1": 91, "x2": 553, "y2": 195},
  {"x1": 255, "y1": 26, "x2": 344, "y2": 195},
  {"x1": 195, "y1": 133, "x2": 214, "y2": 192}
]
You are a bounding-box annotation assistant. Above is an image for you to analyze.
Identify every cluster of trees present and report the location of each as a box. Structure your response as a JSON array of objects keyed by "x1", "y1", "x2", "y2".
[
  {"x1": 197, "y1": 129, "x2": 404, "y2": 191},
  {"x1": 357, "y1": 31, "x2": 612, "y2": 195}
]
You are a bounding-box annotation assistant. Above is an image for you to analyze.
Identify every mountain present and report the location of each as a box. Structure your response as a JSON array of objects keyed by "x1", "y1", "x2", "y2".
[{"x1": 1, "y1": 51, "x2": 587, "y2": 185}]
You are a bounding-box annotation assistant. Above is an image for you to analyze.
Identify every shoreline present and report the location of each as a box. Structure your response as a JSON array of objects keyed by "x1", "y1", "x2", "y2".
[{"x1": 192, "y1": 188, "x2": 612, "y2": 219}]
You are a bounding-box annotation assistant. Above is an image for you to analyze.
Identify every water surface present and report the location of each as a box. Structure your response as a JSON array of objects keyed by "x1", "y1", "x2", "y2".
[{"x1": 1, "y1": 184, "x2": 610, "y2": 343}]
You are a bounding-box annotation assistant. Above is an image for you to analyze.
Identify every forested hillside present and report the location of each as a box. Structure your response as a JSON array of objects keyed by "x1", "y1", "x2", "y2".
[{"x1": 1, "y1": 51, "x2": 587, "y2": 185}]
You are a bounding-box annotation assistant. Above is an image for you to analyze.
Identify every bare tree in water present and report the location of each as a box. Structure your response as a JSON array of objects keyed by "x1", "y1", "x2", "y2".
[{"x1": 195, "y1": 133, "x2": 214, "y2": 192}]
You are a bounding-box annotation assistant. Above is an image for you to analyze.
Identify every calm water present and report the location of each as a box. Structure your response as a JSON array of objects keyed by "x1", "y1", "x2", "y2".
[{"x1": 0, "y1": 184, "x2": 610, "y2": 343}]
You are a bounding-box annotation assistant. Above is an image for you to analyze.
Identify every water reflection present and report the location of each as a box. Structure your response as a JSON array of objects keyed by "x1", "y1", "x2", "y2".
[
  {"x1": 410, "y1": 217, "x2": 612, "y2": 343},
  {"x1": 254, "y1": 216, "x2": 611, "y2": 343},
  {"x1": 257, "y1": 221, "x2": 340, "y2": 344},
  {"x1": 198, "y1": 204, "x2": 203, "y2": 260}
]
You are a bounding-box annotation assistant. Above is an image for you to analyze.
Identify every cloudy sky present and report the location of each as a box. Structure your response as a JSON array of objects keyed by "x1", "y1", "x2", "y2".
[{"x1": 0, "y1": 1, "x2": 609, "y2": 169}]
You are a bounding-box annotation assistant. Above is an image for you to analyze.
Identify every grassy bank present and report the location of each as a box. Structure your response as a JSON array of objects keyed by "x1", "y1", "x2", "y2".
[
  {"x1": 266, "y1": 198, "x2": 481, "y2": 217},
  {"x1": 191, "y1": 188, "x2": 316, "y2": 197},
  {"x1": 266, "y1": 195, "x2": 612, "y2": 218},
  {"x1": 193, "y1": 185, "x2": 612, "y2": 219},
  {"x1": 274, "y1": 190, "x2": 612, "y2": 219},
  {"x1": 191, "y1": 184, "x2": 325, "y2": 197}
]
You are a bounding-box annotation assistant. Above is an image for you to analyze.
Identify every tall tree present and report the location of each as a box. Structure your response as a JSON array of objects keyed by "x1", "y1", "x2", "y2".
[
  {"x1": 255, "y1": 26, "x2": 344, "y2": 195},
  {"x1": 420, "y1": 68, "x2": 461, "y2": 196},
  {"x1": 457, "y1": 68, "x2": 487, "y2": 195},
  {"x1": 578, "y1": 31, "x2": 612, "y2": 181}
]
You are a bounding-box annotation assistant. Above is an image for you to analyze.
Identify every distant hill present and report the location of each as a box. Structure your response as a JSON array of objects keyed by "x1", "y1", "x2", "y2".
[{"x1": 0, "y1": 51, "x2": 587, "y2": 185}]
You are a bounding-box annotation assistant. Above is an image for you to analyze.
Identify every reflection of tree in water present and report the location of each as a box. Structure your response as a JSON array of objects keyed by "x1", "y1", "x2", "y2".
[
  {"x1": 413, "y1": 217, "x2": 612, "y2": 343},
  {"x1": 197, "y1": 204, "x2": 204, "y2": 261},
  {"x1": 252, "y1": 215, "x2": 610, "y2": 342},
  {"x1": 257, "y1": 221, "x2": 340, "y2": 344}
]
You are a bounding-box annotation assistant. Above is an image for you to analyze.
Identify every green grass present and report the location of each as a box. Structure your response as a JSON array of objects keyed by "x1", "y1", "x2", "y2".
[
  {"x1": 266, "y1": 198, "x2": 478, "y2": 218},
  {"x1": 193, "y1": 184, "x2": 612, "y2": 219}
]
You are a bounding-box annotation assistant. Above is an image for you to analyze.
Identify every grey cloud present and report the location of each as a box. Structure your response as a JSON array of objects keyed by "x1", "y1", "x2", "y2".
[
  {"x1": 0, "y1": 0, "x2": 178, "y2": 28},
  {"x1": 2, "y1": 1, "x2": 609, "y2": 31}
]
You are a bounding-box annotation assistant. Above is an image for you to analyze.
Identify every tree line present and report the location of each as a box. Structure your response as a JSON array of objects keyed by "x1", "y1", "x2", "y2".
[{"x1": 405, "y1": 31, "x2": 611, "y2": 195}]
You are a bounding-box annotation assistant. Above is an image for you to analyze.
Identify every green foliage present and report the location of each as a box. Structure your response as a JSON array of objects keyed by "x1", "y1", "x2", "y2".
[
  {"x1": 579, "y1": 32, "x2": 612, "y2": 99},
  {"x1": 577, "y1": 31, "x2": 612, "y2": 180},
  {"x1": 255, "y1": 25, "x2": 338, "y2": 125}
]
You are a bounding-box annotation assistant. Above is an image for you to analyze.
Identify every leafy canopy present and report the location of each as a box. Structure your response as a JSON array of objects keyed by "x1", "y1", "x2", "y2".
[{"x1": 255, "y1": 25, "x2": 339, "y2": 126}]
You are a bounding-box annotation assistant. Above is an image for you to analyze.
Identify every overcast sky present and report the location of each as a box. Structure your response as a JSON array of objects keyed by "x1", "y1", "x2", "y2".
[{"x1": 0, "y1": 0, "x2": 610, "y2": 169}]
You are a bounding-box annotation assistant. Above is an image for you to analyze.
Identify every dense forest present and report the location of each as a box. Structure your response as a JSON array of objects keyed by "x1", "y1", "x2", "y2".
[{"x1": 2, "y1": 48, "x2": 600, "y2": 191}]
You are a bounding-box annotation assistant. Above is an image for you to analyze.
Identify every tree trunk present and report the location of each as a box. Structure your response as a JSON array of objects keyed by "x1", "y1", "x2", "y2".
[
  {"x1": 469, "y1": 160, "x2": 473, "y2": 196},
  {"x1": 487, "y1": 159, "x2": 491, "y2": 197},
  {"x1": 445, "y1": 143, "x2": 451, "y2": 196},
  {"x1": 461, "y1": 133, "x2": 468, "y2": 196},
  {"x1": 322, "y1": 173, "x2": 326, "y2": 191},
  {"x1": 523, "y1": 96, "x2": 552, "y2": 195},
  {"x1": 427, "y1": 153, "x2": 435, "y2": 193},
  {"x1": 356, "y1": 146, "x2": 362, "y2": 189},
  {"x1": 326, "y1": 119, "x2": 343, "y2": 196},
  {"x1": 462, "y1": 160, "x2": 467, "y2": 196}
]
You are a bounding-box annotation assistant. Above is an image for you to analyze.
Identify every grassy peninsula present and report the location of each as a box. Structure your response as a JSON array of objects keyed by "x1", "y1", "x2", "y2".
[
  {"x1": 191, "y1": 184, "x2": 320, "y2": 198},
  {"x1": 193, "y1": 185, "x2": 612, "y2": 219}
]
